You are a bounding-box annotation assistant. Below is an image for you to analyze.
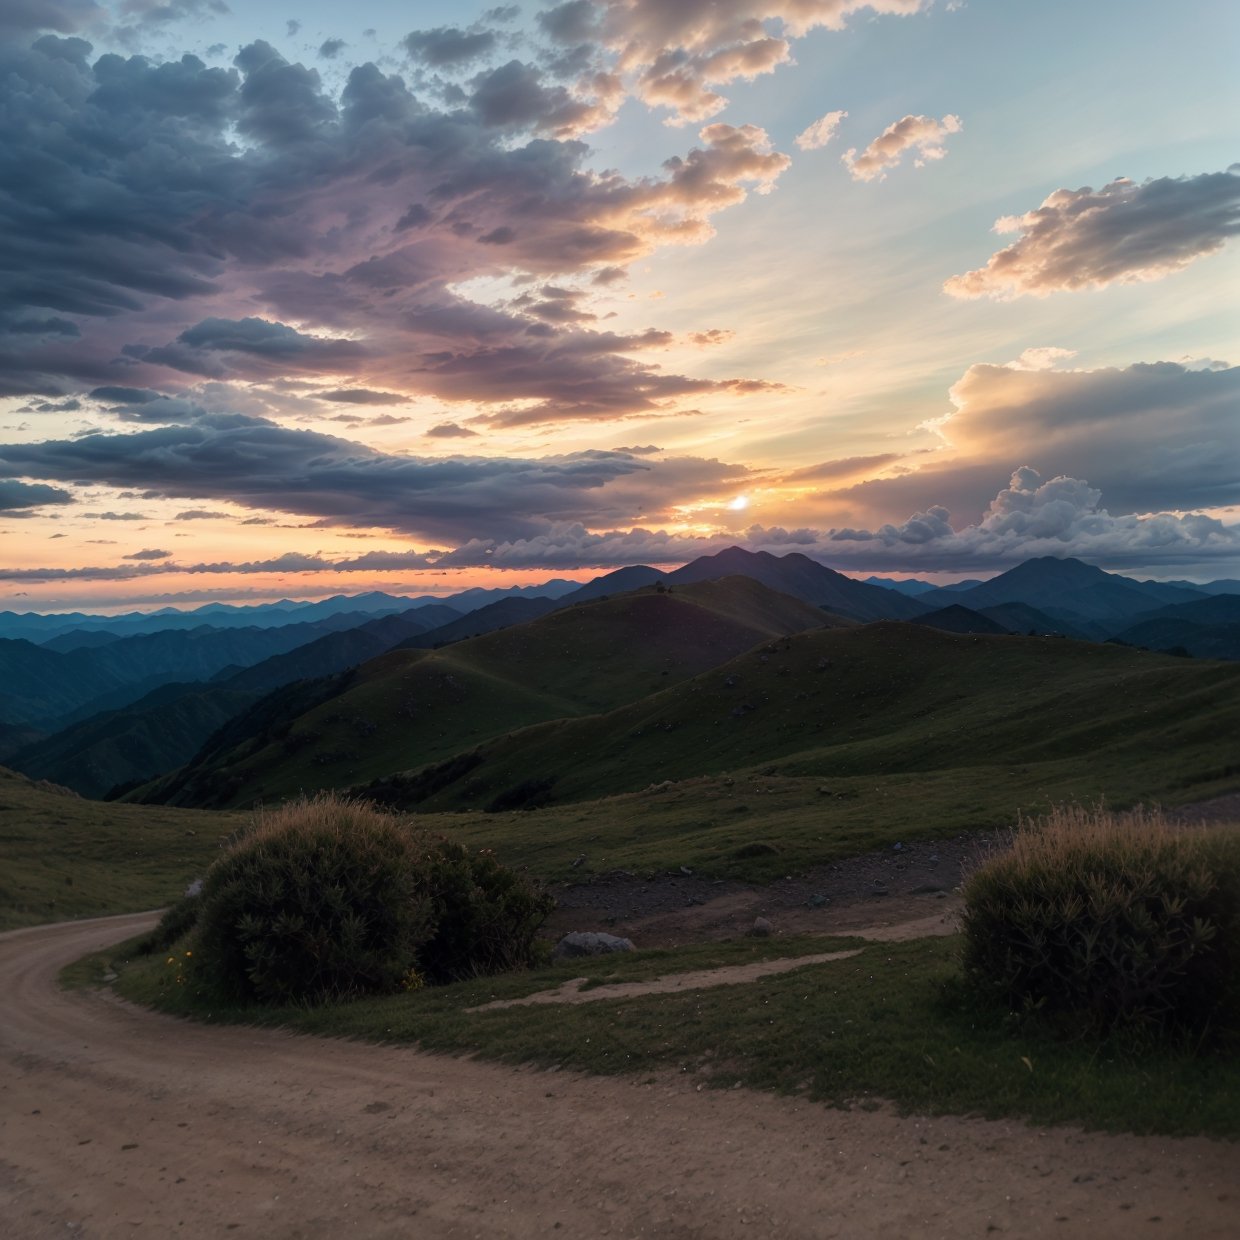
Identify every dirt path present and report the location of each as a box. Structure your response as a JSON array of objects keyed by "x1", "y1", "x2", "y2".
[
  {"x1": 3, "y1": 916, "x2": 1238, "y2": 1239},
  {"x1": 474, "y1": 912, "x2": 960, "y2": 1012},
  {"x1": 544, "y1": 833, "x2": 987, "y2": 948}
]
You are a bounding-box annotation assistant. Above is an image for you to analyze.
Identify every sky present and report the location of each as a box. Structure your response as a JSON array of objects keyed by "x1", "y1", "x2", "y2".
[{"x1": 1, "y1": 0, "x2": 1237, "y2": 612}]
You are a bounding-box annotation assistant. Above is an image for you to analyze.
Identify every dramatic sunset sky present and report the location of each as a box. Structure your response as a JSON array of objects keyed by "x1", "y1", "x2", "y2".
[{"x1": 1, "y1": 0, "x2": 1237, "y2": 611}]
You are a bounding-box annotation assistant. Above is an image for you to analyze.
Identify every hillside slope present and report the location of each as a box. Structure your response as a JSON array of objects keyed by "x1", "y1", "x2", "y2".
[
  {"x1": 134, "y1": 577, "x2": 842, "y2": 809},
  {"x1": 384, "y1": 624, "x2": 1240, "y2": 814},
  {"x1": 0, "y1": 765, "x2": 243, "y2": 930}
]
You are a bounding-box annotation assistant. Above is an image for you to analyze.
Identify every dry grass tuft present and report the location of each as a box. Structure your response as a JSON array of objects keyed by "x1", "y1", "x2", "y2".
[{"x1": 961, "y1": 803, "x2": 1240, "y2": 1042}]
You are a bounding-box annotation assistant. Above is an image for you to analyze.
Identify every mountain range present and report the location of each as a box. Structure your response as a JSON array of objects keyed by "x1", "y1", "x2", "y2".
[{"x1": 4, "y1": 549, "x2": 1238, "y2": 800}]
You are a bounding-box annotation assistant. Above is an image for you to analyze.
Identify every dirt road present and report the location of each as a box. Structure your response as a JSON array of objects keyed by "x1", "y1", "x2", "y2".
[{"x1": 2, "y1": 915, "x2": 1236, "y2": 1239}]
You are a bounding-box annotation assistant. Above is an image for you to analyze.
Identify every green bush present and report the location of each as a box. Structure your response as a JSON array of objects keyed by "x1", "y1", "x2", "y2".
[
  {"x1": 193, "y1": 796, "x2": 434, "y2": 1003},
  {"x1": 960, "y1": 806, "x2": 1240, "y2": 1041},
  {"x1": 186, "y1": 795, "x2": 554, "y2": 1003},
  {"x1": 418, "y1": 840, "x2": 554, "y2": 983}
]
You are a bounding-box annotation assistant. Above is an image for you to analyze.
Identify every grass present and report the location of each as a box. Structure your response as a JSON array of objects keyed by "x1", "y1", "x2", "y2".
[
  {"x1": 0, "y1": 765, "x2": 244, "y2": 930},
  {"x1": 94, "y1": 929, "x2": 1240, "y2": 1140},
  {"x1": 409, "y1": 625, "x2": 1240, "y2": 814}
]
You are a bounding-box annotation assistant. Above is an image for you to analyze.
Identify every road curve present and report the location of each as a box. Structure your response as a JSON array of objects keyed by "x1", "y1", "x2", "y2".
[{"x1": 1, "y1": 914, "x2": 1237, "y2": 1239}]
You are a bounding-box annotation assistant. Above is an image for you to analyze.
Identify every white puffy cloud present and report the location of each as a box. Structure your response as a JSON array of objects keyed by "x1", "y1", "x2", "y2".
[
  {"x1": 945, "y1": 169, "x2": 1240, "y2": 299},
  {"x1": 795, "y1": 109, "x2": 847, "y2": 151},
  {"x1": 820, "y1": 467, "x2": 1240, "y2": 571},
  {"x1": 843, "y1": 113, "x2": 961, "y2": 181}
]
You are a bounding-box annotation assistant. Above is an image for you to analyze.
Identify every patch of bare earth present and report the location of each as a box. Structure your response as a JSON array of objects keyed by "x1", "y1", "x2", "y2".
[
  {"x1": 544, "y1": 833, "x2": 986, "y2": 949},
  {"x1": 2, "y1": 914, "x2": 1238, "y2": 1239}
]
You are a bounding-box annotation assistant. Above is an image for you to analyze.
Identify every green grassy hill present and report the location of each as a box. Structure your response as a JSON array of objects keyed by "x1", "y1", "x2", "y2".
[
  {"x1": 384, "y1": 624, "x2": 1240, "y2": 816},
  {"x1": 0, "y1": 766, "x2": 245, "y2": 930},
  {"x1": 135, "y1": 578, "x2": 844, "y2": 809}
]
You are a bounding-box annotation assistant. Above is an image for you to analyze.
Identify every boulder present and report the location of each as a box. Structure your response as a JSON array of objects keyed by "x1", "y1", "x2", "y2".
[
  {"x1": 552, "y1": 931, "x2": 635, "y2": 960},
  {"x1": 749, "y1": 916, "x2": 772, "y2": 937}
]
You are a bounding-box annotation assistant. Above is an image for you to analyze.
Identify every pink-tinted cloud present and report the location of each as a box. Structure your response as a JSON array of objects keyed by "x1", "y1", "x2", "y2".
[
  {"x1": 540, "y1": 2, "x2": 928, "y2": 125},
  {"x1": 843, "y1": 113, "x2": 961, "y2": 181},
  {"x1": 795, "y1": 109, "x2": 847, "y2": 151},
  {"x1": 945, "y1": 169, "x2": 1240, "y2": 299}
]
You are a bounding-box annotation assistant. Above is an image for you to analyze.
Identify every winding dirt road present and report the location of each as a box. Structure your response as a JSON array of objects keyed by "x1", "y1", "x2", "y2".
[{"x1": 2, "y1": 915, "x2": 1237, "y2": 1239}]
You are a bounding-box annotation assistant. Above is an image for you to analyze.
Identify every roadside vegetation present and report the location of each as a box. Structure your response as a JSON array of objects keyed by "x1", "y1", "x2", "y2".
[
  {"x1": 72, "y1": 799, "x2": 1239, "y2": 1141},
  {"x1": 961, "y1": 805, "x2": 1240, "y2": 1043},
  {"x1": 139, "y1": 795, "x2": 552, "y2": 1003}
]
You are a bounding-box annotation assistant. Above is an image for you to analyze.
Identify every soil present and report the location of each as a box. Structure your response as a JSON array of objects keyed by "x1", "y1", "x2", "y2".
[
  {"x1": 544, "y1": 832, "x2": 994, "y2": 948},
  {"x1": 2, "y1": 913, "x2": 1238, "y2": 1239}
]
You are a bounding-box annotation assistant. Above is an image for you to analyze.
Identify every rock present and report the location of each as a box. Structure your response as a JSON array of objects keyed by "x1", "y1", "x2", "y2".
[
  {"x1": 807, "y1": 893, "x2": 829, "y2": 909},
  {"x1": 570, "y1": 853, "x2": 587, "y2": 868},
  {"x1": 184, "y1": 878, "x2": 203, "y2": 898},
  {"x1": 866, "y1": 886, "x2": 889, "y2": 898},
  {"x1": 892, "y1": 842, "x2": 904, "y2": 852},
  {"x1": 749, "y1": 917, "x2": 772, "y2": 937},
  {"x1": 910, "y1": 883, "x2": 947, "y2": 895},
  {"x1": 679, "y1": 866, "x2": 694, "y2": 875},
  {"x1": 552, "y1": 932, "x2": 635, "y2": 960}
]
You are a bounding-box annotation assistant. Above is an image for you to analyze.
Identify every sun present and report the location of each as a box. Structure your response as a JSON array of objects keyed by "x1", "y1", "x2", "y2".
[{"x1": 727, "y1": 495, "x2": 750, "y2": 511}]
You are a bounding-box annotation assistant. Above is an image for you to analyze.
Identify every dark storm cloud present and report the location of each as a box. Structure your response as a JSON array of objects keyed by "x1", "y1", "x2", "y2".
[
  {"x1": 403, "y1": 27, "x2": 497, "y2": 67},
  {"x1": 0, "y1": 34, "x2": 785, "y2": 416},
  {"x1": 318, "y1": 39, "x2": 346, "y2": 60},
  {"x1": 0, "y1": 479, "x2": 74, "y2": 510},
  {"x1": 0, "y1": 418, "x2": 746, "y2": 541}
]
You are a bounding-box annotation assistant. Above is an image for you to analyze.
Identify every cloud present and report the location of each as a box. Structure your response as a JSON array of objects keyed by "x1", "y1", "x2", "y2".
[
  {"x1": 118, "y1": 0, "x2": 230, "y2": 28},
  {"x1": 783, "y1": 453, "x2": 901, "y2": 483},
  {"x1": 841, "y1": 359, "x2": 1240, "y2": 523},
  {"x1": 315, "y1": 388, "x2": 408, "y2": 405},
  {"x1": 424, "y1": 468, "x2": 1240, "y2": 573},
  {"x1": 122, "y1": 547, "x2": 171, "y2": 559},
  {"x1": 819, "y1": 467, "x2": 1240, "y2": 571},
  {"x1": 403, "y1": 27, "x2": 497, "y2": 67},
  {"x1": 843, "y1": 113, "x2": 961, "y2": 181},
  {"x1": 542, "y1": 2, "x2": 928, "y2": 125},
  {"x1": 175, "y1": 508, "x2": 230, "y2": 520},
  {"x1": 0, "y1": 37, "x2": 788, "y2": 418},
  {"x1": 0, "y1": 479, "x2": 74, "y2": 511},
  {"x1": 426, "y1": 422, "x2": 480, "y2": 438},
  {"x1": 318, "y1": 39, "x2": 346, "y2": 60},
  {"x1": 944, "y1": 169, "x2": 1240, "y2": 299},
  {"x1": 0, "y1": 2, "x2": 104, "y2": 34},
  {"x1": 795, "y1": 109, "x2": 847, "y2": 151},
  {"x1": 0, "y1": 416, "x2": 747, "y2": 542}
]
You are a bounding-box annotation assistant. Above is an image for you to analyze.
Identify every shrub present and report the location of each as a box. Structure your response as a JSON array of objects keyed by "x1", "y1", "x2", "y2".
[
  {"x1": 186, "y1": 794, "x2": 554, "y2": 1003},
  {"x1": 960, "y1": 805, "x2": 1240, "y2": 1041},
  {"x1": 418, "y1": 840, "x2": 554, "y2": 983},
  {"x1": 193, "y1": 796, "x2": 434, "y2": 1003}
]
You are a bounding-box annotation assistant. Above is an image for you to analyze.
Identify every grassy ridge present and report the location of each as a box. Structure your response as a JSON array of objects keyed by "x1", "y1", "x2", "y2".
[
  {"x1": 404, "y1": 625, "x2": 1240, "y2": 812},
  {"x1": 0, "y1": 767, "x2": 244, "y2": 930},
  {"x1": 134, "y1": 579, "x2": 842, "y2": 809}
]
